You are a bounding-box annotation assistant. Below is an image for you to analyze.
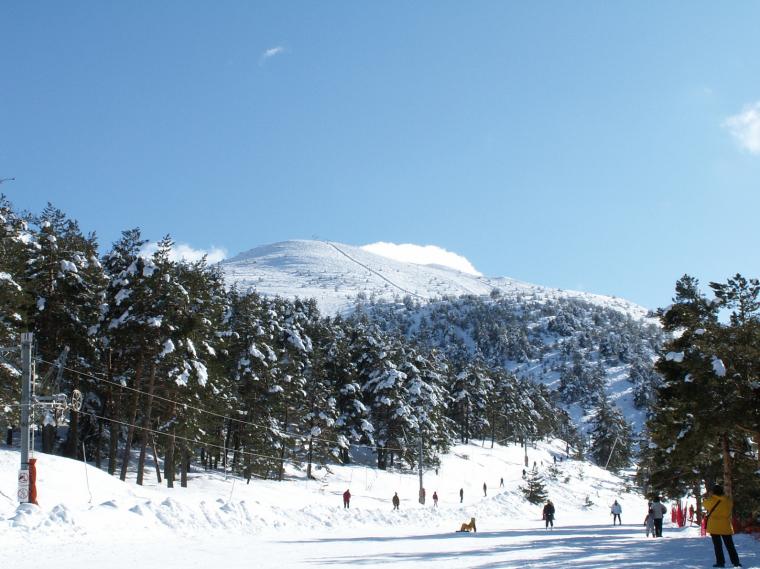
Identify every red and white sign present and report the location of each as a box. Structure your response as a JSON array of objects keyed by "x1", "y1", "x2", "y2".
[{"x1": 17, "y1": 469, "x2": 29, "y2": 502}]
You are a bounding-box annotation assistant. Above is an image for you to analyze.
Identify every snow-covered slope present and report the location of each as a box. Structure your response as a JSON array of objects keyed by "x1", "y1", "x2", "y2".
[
  {"x1": 222, "y1": 240, "x2": 649, "y2": 317},
  {"x1": 5, "y1": 443, "x2": 758, "y2": 568},
  {"x1": 1, "y1": 440, "x2": 638, "y2": 540}
]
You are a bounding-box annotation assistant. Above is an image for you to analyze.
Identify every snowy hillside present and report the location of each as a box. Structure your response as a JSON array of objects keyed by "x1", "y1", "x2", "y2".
[
  {"x1": 3, "y1": 442, "x2": 758, "y2": 569},
  {"x1": 222, "y1": 240, "x2": 650, "y2": 317},
  {"x1": 222, "y1": 240, "x2": 663, "y2": 435}
]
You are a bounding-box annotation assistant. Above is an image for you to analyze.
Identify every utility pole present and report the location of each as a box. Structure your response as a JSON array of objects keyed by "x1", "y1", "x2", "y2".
[
  {"x1": 19, "y1": 332, "x2": 33, "y2": 503},
  {"x1": 418, "y1": 434, "x2": 424, "y2": 504},
  {"x1": 604, "y1": 436, "x2": 622, "y2": 470}
]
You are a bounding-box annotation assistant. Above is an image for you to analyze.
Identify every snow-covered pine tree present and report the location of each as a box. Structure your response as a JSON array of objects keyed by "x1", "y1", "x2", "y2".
[
  {"x1": 520, "y1": 465, "x2": 548, "y2": 504},
  {"x1": 643, "y1": 275, "x2": 728, "y2": 497},
  {"x1": 709, "y1": 274, "x2": 760, "y2": 471},
  {"x1": 356, "y1": 326, "x2": 412, "y2": 469},
  {"x1": 25, "y1": 204, "x2": 106, "y2": 457},
  {"x1": 326, "y1": 317, "x2": 371, "y2": 464},
  {"x1": 288, "y1": 298, "x2": 339, "y2": 479},
  {"x1": 399, "y1": 346, "x2": 453, "y2": 469},
  {"x1": 0, "y1": 197, "x2": 32, "y2": 436},
  {"x1": 450, "y1": 359, "x2": 493, "y2": 444},
  {"x1": 220, "y1": 287, "x2": 274, "y2": 477},
  {"x1": 161, "y1": 255, "x2": 227, "y2": 488},
  {"x1": 588, "y1": 395, "x2": 632, "y2": 471}
]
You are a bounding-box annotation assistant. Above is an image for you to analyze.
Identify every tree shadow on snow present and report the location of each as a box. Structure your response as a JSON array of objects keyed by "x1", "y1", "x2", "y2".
[{"x1": 284, "y1": 524, "x2": 757, "y2": 568}]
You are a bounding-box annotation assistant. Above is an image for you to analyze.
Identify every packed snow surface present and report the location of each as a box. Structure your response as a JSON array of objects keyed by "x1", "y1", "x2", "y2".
[
  {"x1": 2, "y1": 440, "x2": 758, "y2": 568},
  {"x1": 222, "y1": 240, "x2": 650, "y2": 316}
]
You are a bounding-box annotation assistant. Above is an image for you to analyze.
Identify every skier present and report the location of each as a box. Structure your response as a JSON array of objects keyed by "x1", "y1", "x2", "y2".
[
  {"x1": 459, "y1": 487, "x2": 464, "y2": 503},
  {"x1": 343, "y1": 489, "x2": 351, "y2": 509},
  {"x1": 688, "y1": 503, "x2": 695, "y2": 523},
  {"x1": 392, "y1": 492, "x2": 400, "y2": 510},
  {"x1": 543, "y1": 500, "x2": 555, "y2": 529},
  {"x1": 650, "y1": 496, "x2": 668, "y2": 537},
  {"x1": 433, "y1": 491, "x2": 438, "y2": 507},
  {"x1": 644, "y1": 503, "x2": 655, "y2": 538},
  {"x1": 611, "y1": 500, "x2": 622, "y2": 525},
  {"x1": 703, "y1": 484, "x2": 742, "y2": 568},
  {"x1": 483, "y1": 482, "x2": 487, "y2": 497},
  {"x1": 500, "y1": 477, "x2": 504, "y2": 488}
]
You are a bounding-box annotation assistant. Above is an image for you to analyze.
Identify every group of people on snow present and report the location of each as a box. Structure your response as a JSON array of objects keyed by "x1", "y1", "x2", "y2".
[
  {"x1": 642, "y1": 497, "x2": 667, "y2": 538},
  {"x1": 331, "y1": 430, "x2": 745, "y2": 569},
  {"x1": 343, "y1": 480, "x2": 744, "y2": 567}
]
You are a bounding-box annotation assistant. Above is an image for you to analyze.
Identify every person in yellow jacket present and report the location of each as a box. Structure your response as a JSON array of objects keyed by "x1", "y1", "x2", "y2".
[{"x1": 703, "y1": 484, "x2": 742, "y2": 568}]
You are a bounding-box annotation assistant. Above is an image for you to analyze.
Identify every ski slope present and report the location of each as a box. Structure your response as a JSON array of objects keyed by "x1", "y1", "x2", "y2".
[
  {"x1": 2, "y1": 439, "x2": 758, "y2": 568},
  {"x1": 222, "y1": 240, "x2": 651, "y2": 317}
]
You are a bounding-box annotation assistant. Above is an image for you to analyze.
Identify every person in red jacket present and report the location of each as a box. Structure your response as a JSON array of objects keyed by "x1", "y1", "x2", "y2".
[{"x1": 343, "y1": 489, "x2": 351, "y2": 509}]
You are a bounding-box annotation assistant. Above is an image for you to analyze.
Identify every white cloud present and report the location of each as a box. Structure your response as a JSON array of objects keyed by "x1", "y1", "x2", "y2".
[
  {"x1": 361, "y1": 242, "x2": 481, "y2": 276},
  {"x1": 141, "y1": 242, "x2": 227, "y2": 264},
  {"x1": 723, "y1": 101, "x2": 760, "y2": 154},
  {"x1": 259, "y1": 46, "x2": 285, "y2": 65}
]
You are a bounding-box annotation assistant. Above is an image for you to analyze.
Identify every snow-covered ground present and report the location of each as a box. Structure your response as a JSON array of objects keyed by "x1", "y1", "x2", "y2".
[{"x1": 2, "y1": 440, "x2": 758, "y2": 568}]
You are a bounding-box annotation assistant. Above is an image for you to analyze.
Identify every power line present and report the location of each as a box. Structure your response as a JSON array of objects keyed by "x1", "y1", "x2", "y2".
[
  {"x1": 41, "y1": 359, "x2": 411, "y2": 454},
  {"x1": 77, "y1": 408, "x2": 310, "y2": 468}
]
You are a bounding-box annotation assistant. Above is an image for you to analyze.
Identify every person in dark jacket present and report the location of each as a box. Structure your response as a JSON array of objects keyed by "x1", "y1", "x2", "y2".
[
  {"x1": 483, "y1": 482, "x2": 487, "y2": 497},
  {"x1": 433, "y1": 491, "x2": 439, "y2": 507},
  {"x1": 459, "y1": 487, "x2": 464, "y2": 503},
  {"x1": 703, "y1": 485, "x2": 742, "y2": 568},
  {"x1": 543, "y1": 500, "x2": 555, "y2": 529},
  {"x1": 392, "y1": 492, "x2": 400, "y2": 510},
  {"x1": 343, "y1": 489, "x2": 351, "y2": 509}
]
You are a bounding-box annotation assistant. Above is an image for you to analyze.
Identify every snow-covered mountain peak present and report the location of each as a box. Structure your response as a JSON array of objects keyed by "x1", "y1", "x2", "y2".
[{"x1": 222, "y1": 239, "x2": 650, "y2": 318}]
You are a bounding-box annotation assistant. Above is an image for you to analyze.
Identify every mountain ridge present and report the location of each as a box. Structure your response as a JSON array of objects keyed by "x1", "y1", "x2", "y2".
[{"x1": 222, "y1": 239, "x2": 650, "y2": 319}]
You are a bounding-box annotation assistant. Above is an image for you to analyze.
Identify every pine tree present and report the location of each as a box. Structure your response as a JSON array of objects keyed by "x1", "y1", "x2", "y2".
[
  {"x1": 25, "y1": 204, "x2": 106, "y2": 458},
  {"x1": 588, "y1": 396, "x2": 632, "y2": 471},
  {"x1": 0, "y1": 196, "x2": 32, "y2": 434},
  {"x1": 520, "y1": 466, "x2": 548, "y2": 504},
  {"x1": 327, "y1": 317, "x2": 370, "y2": 463}
]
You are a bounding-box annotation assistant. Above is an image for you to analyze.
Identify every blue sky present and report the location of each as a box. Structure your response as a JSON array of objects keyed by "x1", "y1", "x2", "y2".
[{"x1": 2, "y1": 1, "x2": 760, "y2": 309}]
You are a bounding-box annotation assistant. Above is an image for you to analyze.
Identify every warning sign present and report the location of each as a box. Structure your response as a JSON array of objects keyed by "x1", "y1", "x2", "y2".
[{"x1": 18, "y1": 469, "x2": 29, "y2": 502}]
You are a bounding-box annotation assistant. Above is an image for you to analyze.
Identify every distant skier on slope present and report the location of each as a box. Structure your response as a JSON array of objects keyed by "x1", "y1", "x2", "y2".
[
  {"x1": 543, "y1": 500, "x2": 555, "y2": 529},
  {"x1": 611, "y1": 500, "x2": 622, "y2": 525},
  {"x1": 343, "y1": 489, "x2": 351, "y2": 509},
  {"x1": 392, "y1": 492, "x2": 400, "y2": 510}
]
